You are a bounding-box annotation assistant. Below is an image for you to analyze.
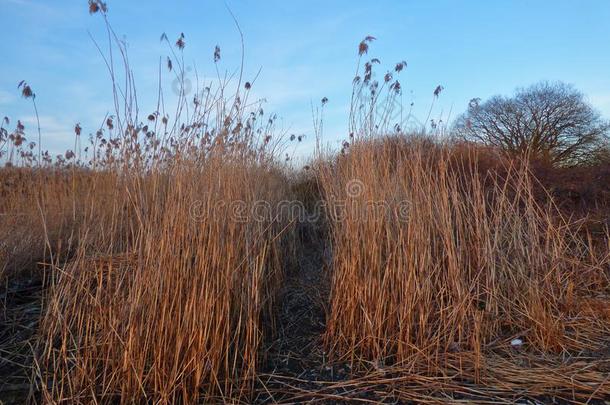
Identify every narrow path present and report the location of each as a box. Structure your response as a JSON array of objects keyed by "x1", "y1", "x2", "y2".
[
  {"x1": 255, "y1": 222, "x2": 354, "y2": 403},
  {"x1": 0, "y1": 276, "x2": 42, "y2": 404},
  {"x1": 255, "y1": 222, "x2": 402, "y2": 404}
]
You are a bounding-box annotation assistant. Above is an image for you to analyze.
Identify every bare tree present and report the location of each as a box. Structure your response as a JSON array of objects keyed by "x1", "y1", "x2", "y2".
[
  {"x1": 454, "y1": 82, "x2": 610, "y2": 166},
  {"x1": 590, "y1": 140, "x2": 610, "y2": 165}
]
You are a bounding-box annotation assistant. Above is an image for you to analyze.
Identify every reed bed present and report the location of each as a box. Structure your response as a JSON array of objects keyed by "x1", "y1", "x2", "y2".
[
  {"x1": 1, "y1": 13, "x2": 609, "y2": 402},
  {"x1": 312, "y1": 42, "x2": 610, "y2": 400},
  {"x1": 28, "y1": 6, "x2": 296, "y2": 402},
  {"x1": 38, "y1": 156, "x2": 293, "y2": 403},
  {"x1": 0, "y1": 167, "x2": 94, "y2": 283},
  {"x1": 317, "y1": 136, "x2": 610, "y2": 401}
]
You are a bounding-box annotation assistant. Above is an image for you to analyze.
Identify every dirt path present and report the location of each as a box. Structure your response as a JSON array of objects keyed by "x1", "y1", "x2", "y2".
[
  {"x1": 255, "y1": 222, "x2": 347, "y2": 403},
  {"x1": 0, "y1": 276, "x2": 42, "y2": 404},
  {"x1": 254, "y1": 221, "x2": 405, "y2": 404}
]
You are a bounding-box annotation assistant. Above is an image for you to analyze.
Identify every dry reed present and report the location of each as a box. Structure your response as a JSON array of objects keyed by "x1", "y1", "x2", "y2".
[
  {"x1": 31, "y1": 7, "x2": 296, "y2": 402},
  {"x1": 313, "y1": 39, "x2": 610, "y2": 401}
]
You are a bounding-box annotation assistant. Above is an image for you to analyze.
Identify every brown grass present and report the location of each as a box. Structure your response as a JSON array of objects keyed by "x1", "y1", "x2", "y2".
[
  {"x1": 0, "y1": 167, "x2": 86, "y2": 283},
  {"x1": 21, "y1": 10, "x2": 297, "y2": 402},
  {"x1": 316, "y1": 135, "x2": 610, "y2": 401},
  {"x1": 37, "y1": 156, "x2": 293, "y2": 403}
]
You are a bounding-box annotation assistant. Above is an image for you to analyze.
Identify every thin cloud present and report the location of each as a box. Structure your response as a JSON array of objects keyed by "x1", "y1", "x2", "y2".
[
  {"x1": 1, "y1": 0, "x2": 32, "y2": 5},
  {"x1": 0, "y1": 90, "x2": 15, "y2": 105},
  {"x1": 20, "y1": 115, "x2": 75, "y2": 155}
]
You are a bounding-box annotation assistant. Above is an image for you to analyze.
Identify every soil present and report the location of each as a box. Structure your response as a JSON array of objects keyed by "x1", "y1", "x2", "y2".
[
  {"x1": 255, "y1": 222, "x2": 350, "y2": 403},
  {"x1": 0, "y1": 275, "x2": 42, "y2": 404}
]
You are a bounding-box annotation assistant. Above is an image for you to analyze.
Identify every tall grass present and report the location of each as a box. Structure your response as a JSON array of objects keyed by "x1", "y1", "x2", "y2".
[
  {"x1": 320, "y1": 138, "x2": 610, "y2": 357},
  {"x1": 39, "y1": 157, "x2": 292, "y2": 402},
  {"x1": 28, "y1": 6, "x2": 295, "y2": 402},
  {"x1": 315, "y1": 41, "x2": 610, "y2": 400},
  {"x1": 0, "y1": 167, "x2": 88, "y2": 283}
]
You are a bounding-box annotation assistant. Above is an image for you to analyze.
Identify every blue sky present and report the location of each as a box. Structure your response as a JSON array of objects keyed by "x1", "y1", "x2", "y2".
[{"x1": 1, "y1": 0, "x2": 610, "y2": 159}]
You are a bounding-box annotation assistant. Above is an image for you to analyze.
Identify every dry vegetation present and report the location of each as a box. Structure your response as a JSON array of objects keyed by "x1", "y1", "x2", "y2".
[
  {"x1": 317, "y1": 137, "x2": 610, "y2": 402},
  {"x1": 0, "y1": 3, "x2": 609, "y2": 404},
  {"x1": 37, "y1": 157, "x2": 292, "y2": 403}
]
